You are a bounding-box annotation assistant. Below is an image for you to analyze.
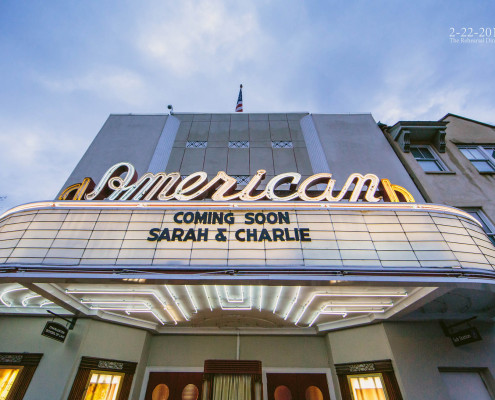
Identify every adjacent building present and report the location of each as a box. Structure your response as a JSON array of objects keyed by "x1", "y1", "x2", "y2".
[
  {"x1": 1, "y1": 112, "x2": 495, "y2": 400},
  {"x1": 382, "y1": 113, "x2": 495, "y2": 244}
]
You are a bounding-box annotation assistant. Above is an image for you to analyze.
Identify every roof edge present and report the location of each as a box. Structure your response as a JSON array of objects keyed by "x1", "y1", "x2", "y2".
[{"x1": 439, "y1": 113, "x2": 495, "y2": 129}]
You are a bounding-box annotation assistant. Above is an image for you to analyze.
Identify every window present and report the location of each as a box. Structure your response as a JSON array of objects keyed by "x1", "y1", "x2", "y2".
[
  {"x1": 458, "y1": 146, "x2": 495, "y2": 172},
  {"x1": 410, "y1": 145, "x2": 447, "y2": 172},
  {"x1": 271, "y1": 141, "x2": 293, "y2": 149},
  {"x1": 186, "y1": 141, "x2": 207, "y2": 149},
  {"x1": 0, "y1": 353, "x2": 42, "y2": 400},
  {"x1": 347, "y1": 374, "x2": 388, "y2": 400},
  {"x1": 0, "y1": 367, "x2": 22, "y2": 400},
  {"x1": 335, "y1": 360, "x2": 402, "y2": 400},
  {"x1": 462, "y1": 208, "x2": 495, "y2": 245},
  {"x1": 228, "y1": 141, "x2": 249, "y2": 149},
  {"x1": 67, "y1": 357, "x2": 137, "y2": 400},
  {"x1": 82, "y1": 371, "x2": 123, "y2": 400}
]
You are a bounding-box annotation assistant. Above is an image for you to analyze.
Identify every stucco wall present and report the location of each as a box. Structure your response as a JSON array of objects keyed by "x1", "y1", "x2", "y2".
[
  {"x1": 0, "y1": 316, "x2": 149, "y2": 400},
  {"x1": 59, "y1": 112, "x2": 422, "y2": 199},
  {"x1": 145, "y1": 334, "x2": 329, "y2": 369},
  {"x1": 59, "y1": 114, "x2": 168, "y2": 196},
  {"x1": 312, "y1": 114, "x2": 423, "y2": 201},
  {"x1": 326, "y1": 324, "x2": 393, "y2": 364},
  {"x1": 326, "y1": 321, "x2": 495, "y2": 400},
  {"x1": 385, "y1": 321, "x2": 495, "y2": 400},
  {"x1": 146, "y1": 335, "x2": 237, "y2": 367},
  {"x1": 3, "y1": 316, "x2": 495, "y2": 400}
]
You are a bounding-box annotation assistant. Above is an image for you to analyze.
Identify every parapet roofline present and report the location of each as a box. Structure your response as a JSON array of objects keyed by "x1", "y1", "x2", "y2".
[
  {"x1": 108, "y1": 112, "x2": 311, "y2": 116},
  {"x1": 106, "y1": 112, "x2": 376, "y2": 117},
  {"x1": 440, "y1": 113, "x2": 495, "y2": 129},
  {"x1": 391, "y1": 121, "x2": 448, "y2": 129}
]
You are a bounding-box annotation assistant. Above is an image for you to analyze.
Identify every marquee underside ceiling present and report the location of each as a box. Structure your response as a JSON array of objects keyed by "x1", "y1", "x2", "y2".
[
  {"x1": 1, "y1": 281, "x2": 493, "y2": 334},
  {"x1": 2, "y1": 202, "x2": 495, "y2": 333}
]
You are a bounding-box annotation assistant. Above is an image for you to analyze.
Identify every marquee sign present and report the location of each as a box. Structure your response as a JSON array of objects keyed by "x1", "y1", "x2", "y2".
[
  {"x1": 147, "y1": 211, "x2": 312, "y2": 243},
  {"x1": 59, "y1": 162, "x2": 415, "y2": 203},
  {"x1": 0, "y1": 201, "x2": 493, "y2": 273}
]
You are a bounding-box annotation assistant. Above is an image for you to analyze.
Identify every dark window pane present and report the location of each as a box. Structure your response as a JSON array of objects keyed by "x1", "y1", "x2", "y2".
[
  {"x1": 420, "y1": 147, "x2": 434, "y2": 158},
  {"x1": 411, "y1": 148, "x2": 423, "y2": 159},
  {"x1": 418, "y1": 160, "x2": 442, "y2": 172},
  {"x1": 466, "y1": 211, "x2": 491, "y2": 231}
]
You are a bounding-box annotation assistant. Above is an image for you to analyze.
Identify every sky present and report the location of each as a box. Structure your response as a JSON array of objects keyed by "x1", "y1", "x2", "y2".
[{"x1": 1, "y1": 0, "x2": 495, "y2": 213}]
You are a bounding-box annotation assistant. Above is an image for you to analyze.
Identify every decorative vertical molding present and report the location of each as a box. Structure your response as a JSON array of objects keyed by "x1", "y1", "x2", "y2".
[
  {"x1": 300, "y1": 115, "x2": 331, "y2": 174},
  {"x1": 148, "y1": 115, "x2": 180, "y2": 173}
]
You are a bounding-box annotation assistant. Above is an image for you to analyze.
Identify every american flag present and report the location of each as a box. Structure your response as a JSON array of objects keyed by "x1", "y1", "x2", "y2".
[{"x1": 235, "y1": 84, "x2": 243, "y2": 112}]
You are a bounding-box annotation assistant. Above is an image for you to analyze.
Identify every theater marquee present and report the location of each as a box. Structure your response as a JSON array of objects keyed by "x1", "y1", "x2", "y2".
[
  {"x1": 1, "y1": 161, "x2": 494, "y2": 281},
  {"x1": 58, "y1": 162, "x2": 415, "y2": 203},
  {"x1": 1, "y1": 201, "x2": 493, "y2": 276}
]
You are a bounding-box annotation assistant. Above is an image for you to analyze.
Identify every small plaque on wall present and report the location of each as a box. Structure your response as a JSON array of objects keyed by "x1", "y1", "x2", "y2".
[
  {"x1": 450, "y1": 327, "x2": 482, "y2": 347},
  {"x1": 42, "y1": 321, "x2": 68, "y2": 343}
]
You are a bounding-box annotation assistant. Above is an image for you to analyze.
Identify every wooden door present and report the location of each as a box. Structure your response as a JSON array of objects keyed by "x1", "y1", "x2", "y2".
[
  {"x1": 266, "y1": 373, "x2": 330, "y2": 400},
  {"x1": 144, "y1": 372, "x2": 203, "y2": 400}
]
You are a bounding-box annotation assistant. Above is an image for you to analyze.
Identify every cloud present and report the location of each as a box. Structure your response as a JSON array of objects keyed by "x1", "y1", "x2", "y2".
[
  {"x1": 372, "y1": 86, "x2": 471, "y2": 124},
  {"x1": 0, "y1": 122, "x2": 82, "y2": 213},
  {"x1": 2, "y1": 0, "x2": 495, "y2": 213},
  {"x1": 136, "y1": 0, "x2": 265, "y2": 76},
  {"x1": 35, "y1": 67, "x2": 148, "y2": 106}
]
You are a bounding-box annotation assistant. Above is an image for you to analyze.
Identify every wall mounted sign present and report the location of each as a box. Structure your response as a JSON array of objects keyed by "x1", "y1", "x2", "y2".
[
  {"x1": 59, "y1": 162, "x2": 415, "y2": 203},
  {"x1": 450, "y1": 327, "x2": 482, "y2": 347},
  {"x1": 41, "y1": 321, "x2": 68, "y2": 343}
]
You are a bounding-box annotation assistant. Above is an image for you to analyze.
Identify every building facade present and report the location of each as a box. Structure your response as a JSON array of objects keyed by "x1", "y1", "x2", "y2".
[
  {"x1": 1, "y1": 112, "x2": 495, "y2": 400},
  {"x1": 382, "y1": 113, "x2": 495, "y2": 242}
]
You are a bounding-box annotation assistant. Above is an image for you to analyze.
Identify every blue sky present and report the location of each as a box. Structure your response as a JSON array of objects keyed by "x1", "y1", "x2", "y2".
[{"x1": 1, "y1": 0, "x2": 495, "y2": 212}]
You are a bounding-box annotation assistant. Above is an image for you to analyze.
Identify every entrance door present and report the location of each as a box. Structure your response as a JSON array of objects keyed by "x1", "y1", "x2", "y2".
[
  {"x1": 266, "y1": 373, "x2": 331, "y2": 400},
  {"x1": 144, "y1": 372, "x2": 203, "y2": 400}
]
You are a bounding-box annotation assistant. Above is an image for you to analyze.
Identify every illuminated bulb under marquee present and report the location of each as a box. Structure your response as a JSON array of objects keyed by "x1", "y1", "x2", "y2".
[
  {"x1": 0, "y1": 284, "x2": 417, "y2": 329},
  {"x1": 21, "y1": 294, "x2": 41, "y2": 307},
  {"x1": 66, "y1": 289, "x2": 178, "y2": 324},
  {"x1": 295, "y1": 292, "x2": 406, "y2": 326},
  {"x1": 0, "y1": 287, "x2": 28, "y2": 307}
]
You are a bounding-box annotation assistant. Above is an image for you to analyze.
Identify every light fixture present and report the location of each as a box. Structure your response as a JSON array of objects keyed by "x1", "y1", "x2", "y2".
[
  {"x1": 295, "y1": 292, "x2": 406, "y2": 326},
  {"x1": 165, "y1": 285, "x2": 190, "y2": 321},
  {"x1": 273, "y1": 286, "x2": 283, "y2": 313},
  {"x1": 66, "y1": 289, "x2": 177, "y2": 324},
  {"x1": 0, "y1": 287, "x2": 28, "y2": 307},
  {"x1": 283, "y1": 287, "x2": 301, "y2": 320},
  {"x1": 21, "y1": 294, "x2": 41, "y2": 307},
  {"x1": 185, "y1": 285, "x2": 198, "y2": 313},
  {"x1": 203, "y1": 285, "x2": 213, "y2": 311}
]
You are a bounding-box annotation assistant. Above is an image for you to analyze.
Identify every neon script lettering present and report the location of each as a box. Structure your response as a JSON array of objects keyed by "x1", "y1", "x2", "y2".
[{"x1": 59, "y1": 162, "x2": 415, "y2": 203}]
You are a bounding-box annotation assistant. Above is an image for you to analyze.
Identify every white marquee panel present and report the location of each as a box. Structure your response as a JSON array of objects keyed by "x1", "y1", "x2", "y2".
[{"x1": 0, "y1": 202, "x2": 494, "y2": 271}]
